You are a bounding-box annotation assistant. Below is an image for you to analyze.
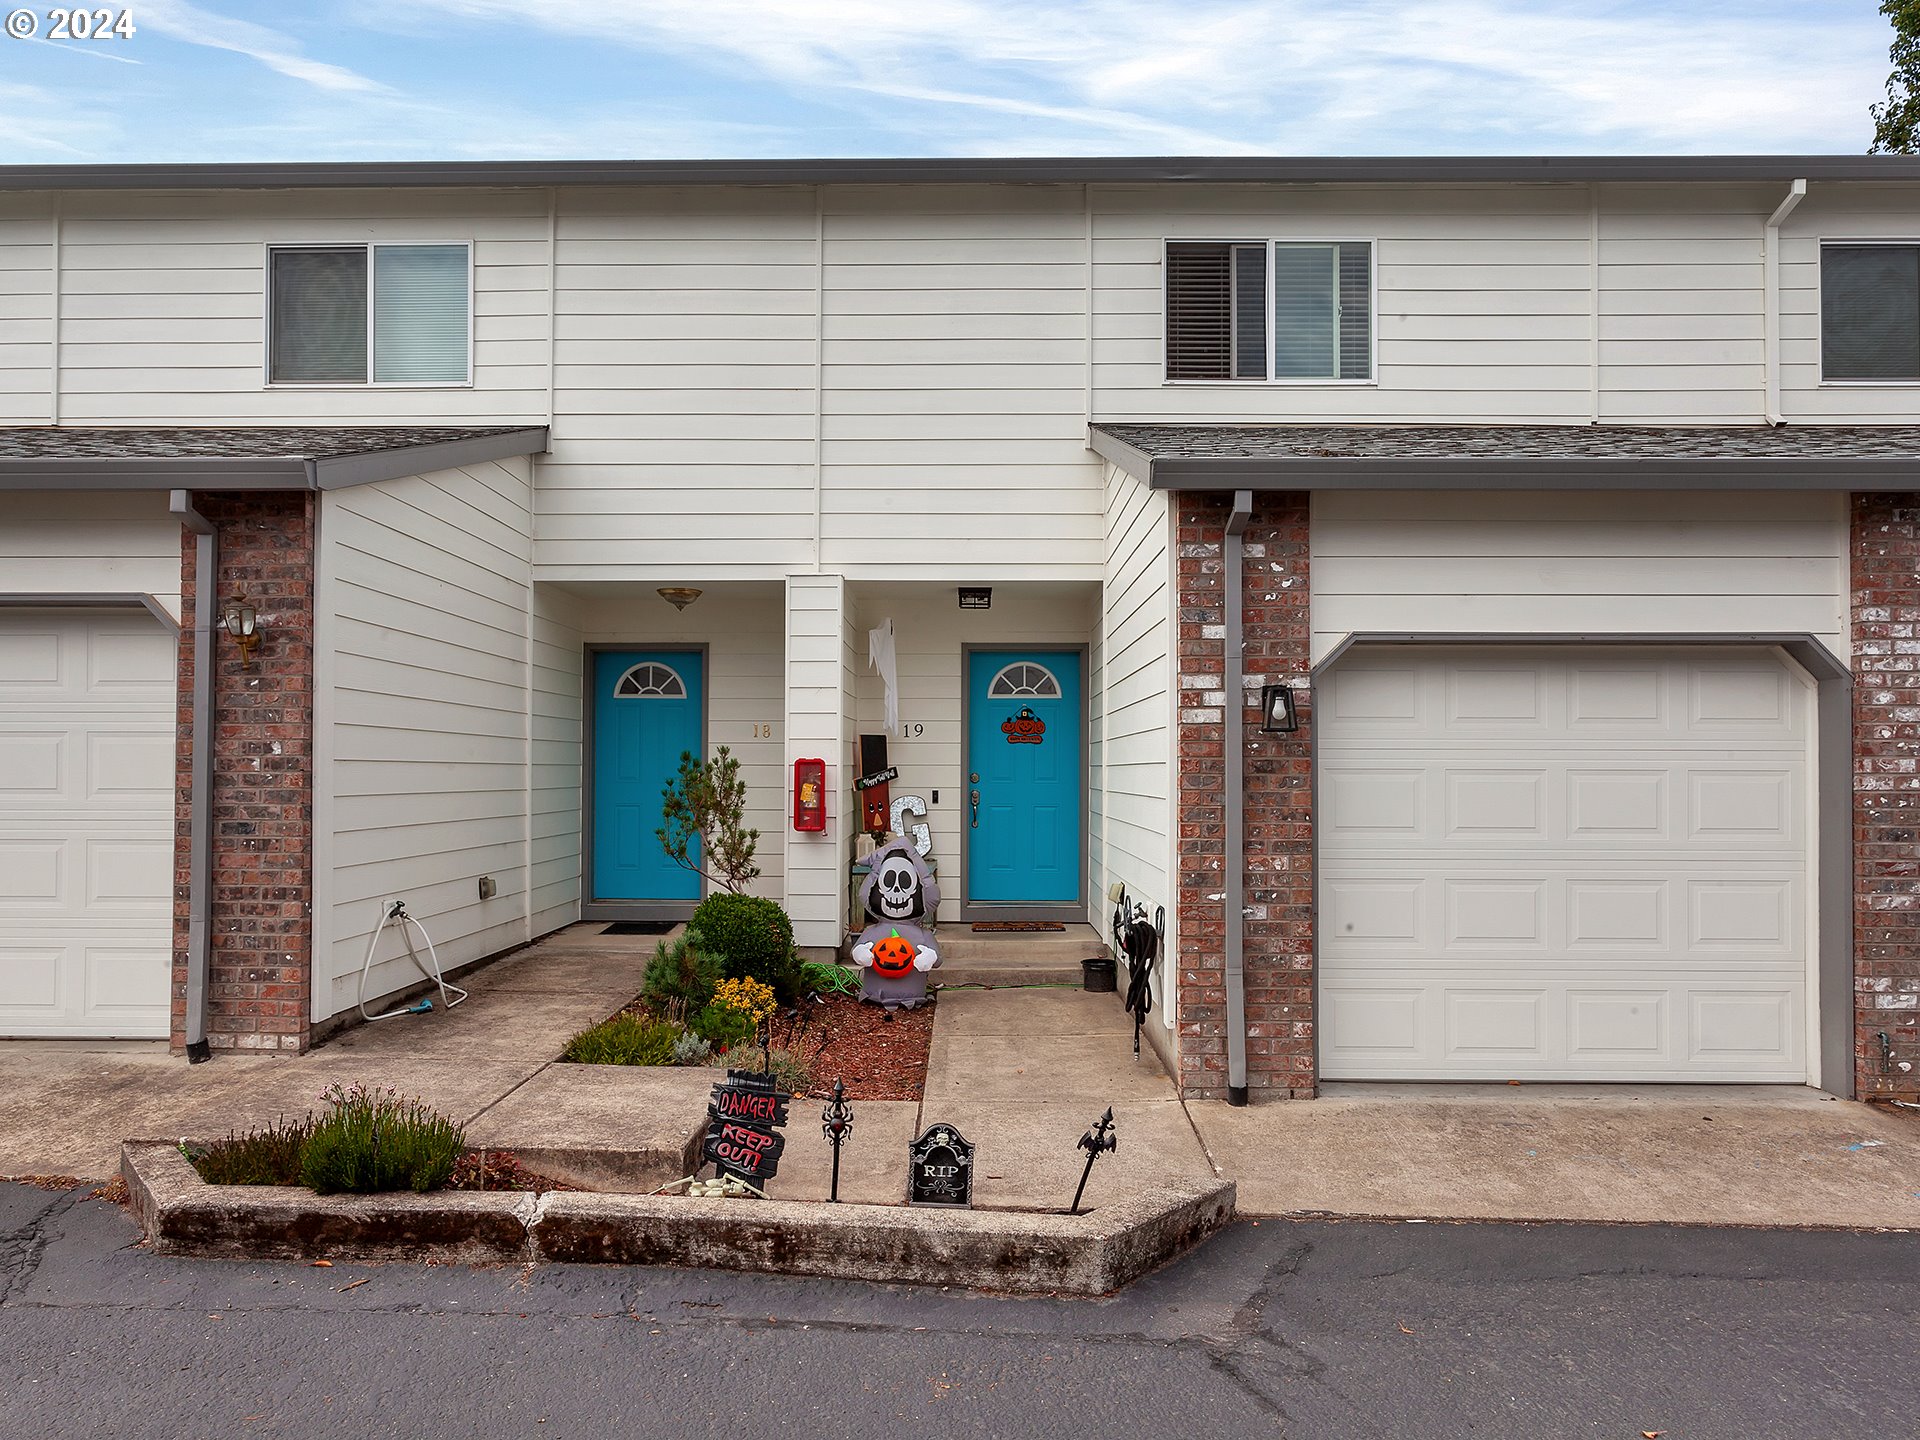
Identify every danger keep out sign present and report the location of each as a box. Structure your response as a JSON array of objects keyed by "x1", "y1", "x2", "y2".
[{"x1": 703, "y1": 1070, "x2": 791, "y2": 1185}]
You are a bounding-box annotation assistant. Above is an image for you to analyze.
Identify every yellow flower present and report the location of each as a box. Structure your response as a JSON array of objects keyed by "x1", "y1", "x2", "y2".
[{"x1": 713, "y1": 976, "x2": 777, "y2": 1027}]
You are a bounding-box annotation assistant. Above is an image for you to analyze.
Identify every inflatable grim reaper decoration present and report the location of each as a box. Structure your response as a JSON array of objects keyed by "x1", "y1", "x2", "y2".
[{"x1": 850, "y1": 837, "x2": 941, "y2": 1009}]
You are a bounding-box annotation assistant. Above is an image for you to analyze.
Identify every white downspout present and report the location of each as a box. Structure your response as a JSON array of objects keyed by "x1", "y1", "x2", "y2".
[{"x1": 1765, "y1": 179, "x2": 1808, "y2": 427}]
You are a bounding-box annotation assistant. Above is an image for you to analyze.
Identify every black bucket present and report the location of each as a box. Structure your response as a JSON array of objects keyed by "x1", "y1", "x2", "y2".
[{"x1": 1081, "y1": 956, "x2": 1117, "y2": 993}]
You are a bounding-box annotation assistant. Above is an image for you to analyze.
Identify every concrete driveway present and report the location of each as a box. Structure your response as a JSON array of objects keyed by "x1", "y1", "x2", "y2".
[{"x1": 1188, "y1": 1082, "x2": 1920, "y2": 1228}]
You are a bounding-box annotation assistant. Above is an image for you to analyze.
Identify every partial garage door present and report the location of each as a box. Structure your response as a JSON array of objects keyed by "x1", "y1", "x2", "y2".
[
  {"x1": 1318, "y1": 647, "x2": 1810, "y2": 1082},
  {"x1": 0, "y1": 609, "x2": 174, "y2": 1038}
]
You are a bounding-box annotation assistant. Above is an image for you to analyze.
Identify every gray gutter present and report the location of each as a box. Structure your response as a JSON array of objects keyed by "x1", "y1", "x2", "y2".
[
  {"x1": 168, "y1": 491, "x2": 215, "y2": 1064},
  {"x1": 6, "y1": 155, "x2": 1920, "y2": 192},
  {"x1": 0, "y1": 427, "x2": 548, "y2": 491},
  {"x1": 1088, "y1": 445, "x2": 1920, "y2": 491},
  {"x1": 1222, "y1": 490, "x2": 1253, "y2": 1107}
]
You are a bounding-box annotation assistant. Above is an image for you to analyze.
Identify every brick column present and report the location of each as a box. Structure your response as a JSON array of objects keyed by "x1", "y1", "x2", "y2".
[
  {"x1": 1851, "y1": 494, "x2": 1920, "y2": 1101},
  {"x1": 171, "y1": 493, "x2": 318, "y2": 1053},
  {"x1": 1175, "y1": 493, "x2": 1313, "y2": 1100}
]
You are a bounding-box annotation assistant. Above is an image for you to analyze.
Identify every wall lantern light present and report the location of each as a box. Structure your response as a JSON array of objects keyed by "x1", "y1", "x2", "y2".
[
  {"x1": 957, "y1": 587, "x2": 992, "y2": 610},
  {"x1": 220, "y1": 589, "x2": 261, "y2": 666},
  {"x1": 1258, "y1": 683, "x2": 1299, "y2": 734},
  {"x1": 656, "y1": 586, "x2": 703, "y2": 611}
]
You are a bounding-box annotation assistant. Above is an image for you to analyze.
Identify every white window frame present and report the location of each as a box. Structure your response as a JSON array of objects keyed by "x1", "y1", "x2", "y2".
[
  {"x1": 613, "y1": 661, "x2": 689, "y2": 699},
  {"x1": 1160, "y1": 236, "x2": 1378, "y2": 387},
  {"x1": 1816, "y1": 237, "x2": 1920, "y2": 387},
  {"x1": 262, "y1": 241, "x2": 475, "y2": 389}
]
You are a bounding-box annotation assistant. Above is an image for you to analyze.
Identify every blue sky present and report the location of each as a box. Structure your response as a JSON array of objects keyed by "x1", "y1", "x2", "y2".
[{"x1": 0, "y1": 1, "x2": 1898, "y2": 162}]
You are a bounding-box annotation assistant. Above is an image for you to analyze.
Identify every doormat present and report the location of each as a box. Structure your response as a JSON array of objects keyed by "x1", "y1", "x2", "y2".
[
  {"x1": 602, "y1": 922, "x2": 675, "y2": 936},
  {"x1": 970, "y1": 921, "x2": 1066, "y2": 932}
]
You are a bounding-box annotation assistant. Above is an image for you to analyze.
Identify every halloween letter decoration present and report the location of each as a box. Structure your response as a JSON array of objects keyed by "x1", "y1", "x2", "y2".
[{"x1": 849, "y1": 837, "x2": 941, "y2": 1009}]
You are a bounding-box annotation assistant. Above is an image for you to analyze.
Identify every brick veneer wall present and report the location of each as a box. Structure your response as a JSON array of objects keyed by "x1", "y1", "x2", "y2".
[
  {"x1": 1851, "y1": 495, "x2": 1920, "y2": 1101},
  {"x1": 1174, "y1": 492, "x2": 1314, "y2": 1100},
  {"x1": 171, "y1": 494, "x2": 317, "y2": 1053}
]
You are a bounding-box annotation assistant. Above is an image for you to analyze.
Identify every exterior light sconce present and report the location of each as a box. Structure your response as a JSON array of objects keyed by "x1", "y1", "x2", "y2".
[
  {"x1": 656, "y1": 586, "x2": 703, "y2": 611},
  {"x1": 1258, "y1": 683, "x2": 1299, "y2": 734},
  {"x1": 957, "y1": 587, "x2": 992, "y2": 610},
  {"x1": 220, "y1": 590, "x2": 261, "y2": 666}
]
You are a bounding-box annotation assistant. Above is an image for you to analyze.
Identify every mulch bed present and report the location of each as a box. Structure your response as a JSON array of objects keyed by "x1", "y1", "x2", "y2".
[
  {"x1": 773, "y1": 994, "x2": 934, "y2": 1102},
  {"x1": 446, "y1": 1149, "x2": 576, "y2": 1194},
  {"x1": 596, "y1": 990, "x2": 935, "y2": 1103}
]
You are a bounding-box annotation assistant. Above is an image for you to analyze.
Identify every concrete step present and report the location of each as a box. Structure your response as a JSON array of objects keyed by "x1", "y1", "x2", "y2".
[{"x1": 931, "y1": 923, "x2": 1107, "y2": 989}]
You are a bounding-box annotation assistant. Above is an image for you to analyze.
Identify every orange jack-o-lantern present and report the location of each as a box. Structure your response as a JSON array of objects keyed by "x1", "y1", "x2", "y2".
[{"x1": 870, "y1": 929, "x2": 918, "y2": 978}]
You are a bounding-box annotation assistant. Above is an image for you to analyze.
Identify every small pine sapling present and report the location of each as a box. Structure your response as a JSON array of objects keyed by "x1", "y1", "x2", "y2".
[{"x1": 657, "y1": 746, "x2": 761, "y2": 894}]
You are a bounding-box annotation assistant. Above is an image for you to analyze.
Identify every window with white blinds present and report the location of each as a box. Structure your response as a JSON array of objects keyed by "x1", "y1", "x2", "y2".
[
  {"x1": 268, "y1": 243, "x2": 472, "y2": 385},
  {"x1": 1823, "y1": 243, "x2": 1920, "y2": 381},
  {"x1": 1164, "y1": 239, "x2": 1373, "y2": 382}
]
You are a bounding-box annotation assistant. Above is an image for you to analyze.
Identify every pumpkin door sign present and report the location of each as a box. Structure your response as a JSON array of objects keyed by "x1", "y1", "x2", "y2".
[
  {"x1": 869, "y1": 929, "x2": 918, "y2": 978},
  {"x1": 1002, "y1": 706, "x2": 1046, "y2": 745}
]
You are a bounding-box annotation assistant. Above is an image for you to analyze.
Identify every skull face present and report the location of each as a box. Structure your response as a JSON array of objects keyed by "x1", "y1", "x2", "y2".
[{"x1": 874, "y1": 854, "x2": 920, "y2": 920}]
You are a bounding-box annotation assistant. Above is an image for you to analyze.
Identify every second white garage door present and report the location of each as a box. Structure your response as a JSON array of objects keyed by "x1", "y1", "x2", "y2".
[
  {"x1": 1318, "y1": 647, "x2": 1811, "y2": 1082},
  {"x1": 0, "y1": 609, "x2": 175, "y2": 1039}
]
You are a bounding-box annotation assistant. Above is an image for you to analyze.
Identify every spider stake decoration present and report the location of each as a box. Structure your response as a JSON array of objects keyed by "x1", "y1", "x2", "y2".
[
  {"x1": 1070, "y1": 1106, "x2": 1118, "y2": 1215},
  {"x1": 821, "y1": 1078, "x2": 854, "y2": 1203}
]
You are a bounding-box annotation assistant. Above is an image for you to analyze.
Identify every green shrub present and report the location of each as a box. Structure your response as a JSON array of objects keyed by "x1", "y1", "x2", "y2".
[
  {"x1": 298, "y1": 1085, "x2": 466, "y2": 1196},
  {"x1": 640, "y1": 927, "x2": 724, "y2": 1012},
  {"x1": 184, "y1": 1115, "x2": 314, "y2": 1186},
  {"x1": 688, "y1": 1003, "x2": 752, "y2": 1049},
  {"x1": 669, "y1": 1030, "x2": 712, "y2": 1065},
  {"x1": 690, "y1": 892, "x2": 800, "y2": 996},
  {"x1": 561, "y1": 1012, "x2": 682, "y2": 1066}
]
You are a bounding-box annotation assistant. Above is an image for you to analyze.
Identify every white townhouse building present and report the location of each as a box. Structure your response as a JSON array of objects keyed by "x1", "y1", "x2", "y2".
[{"x1": 2, "y1": 155, "x2": 1919, "y2": 1105}]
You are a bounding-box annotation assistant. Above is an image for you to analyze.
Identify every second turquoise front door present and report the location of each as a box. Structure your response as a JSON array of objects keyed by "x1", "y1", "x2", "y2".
[
  {"x1": 593, "y1": 650, "x2": 702, "y2": 902},
  {"x1": 966, "y1": 650, "x2": 1082, "y2": 905}
]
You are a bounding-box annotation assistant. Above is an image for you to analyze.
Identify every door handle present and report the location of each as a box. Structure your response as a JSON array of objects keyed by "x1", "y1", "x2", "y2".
[{"x1": 970, "y1": 789, "x2": 980, "y2": 828}]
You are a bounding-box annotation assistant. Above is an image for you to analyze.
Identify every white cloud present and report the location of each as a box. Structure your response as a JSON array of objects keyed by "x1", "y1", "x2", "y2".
[
  {"x1": 369, "y1": 0, "x2": 1890, "y2": 152},
  {"x1": 139, "y1": 0, "x2": 386, "y2": 93}
]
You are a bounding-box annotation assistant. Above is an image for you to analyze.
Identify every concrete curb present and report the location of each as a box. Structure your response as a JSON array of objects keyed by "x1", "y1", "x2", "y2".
[{"x1": 122, "y1": 1142, "x2": 1234, "y2": 1296}]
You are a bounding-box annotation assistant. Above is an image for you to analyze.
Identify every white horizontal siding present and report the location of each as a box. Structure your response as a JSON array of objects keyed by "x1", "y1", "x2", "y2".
[
  {"x1": 0, "y1": 490, "x2": 182, "y2": 620},
  {"x1": 1779, "y1": 181, "x2": 1920, "y2": 421},
  {"x1": 39, "y1": 188, "x2": 551, "y2": 426},
  {"x1": 1093, "y1": 464, "x2": 1176, "y2": 1026},
  {"x1": 0, "y1": 205, "x2": 53, "y2": 423},
  {"x1": 531, "y1": 585, "x2": 584, "y2": 938},
  {"x1": 315, "y1": 457, "x2": 557, "y2": 1022},
  {"x1": 786, "y1": 573, "x2": 848, "y2": 948},
  {"x1": 1310, "y1": 490, "x2": 1848, "y2": 666}
]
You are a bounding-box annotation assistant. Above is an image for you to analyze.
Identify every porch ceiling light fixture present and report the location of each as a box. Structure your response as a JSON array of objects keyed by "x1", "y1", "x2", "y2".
[
  {"x1": 220, "y1": 589, "x2": 260, "y2": 666},
  {"x1": 1258, "y1": 683, "x2": 1299, "y2": 734},
  {"x1": 957, "y1": 586, "x2": 992, "y2": 610},
  {"x1": 656, "y1": 586, "x2": 703, "y2": 611}
]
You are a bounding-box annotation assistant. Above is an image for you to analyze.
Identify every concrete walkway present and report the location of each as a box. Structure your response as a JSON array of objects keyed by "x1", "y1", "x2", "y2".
[
  {"x1": 0, "y1": 924, "x2": 652, "y2": 1180},
  {"x1": 3, "y1": 920, "x2": 1919, "y2": 1231}
]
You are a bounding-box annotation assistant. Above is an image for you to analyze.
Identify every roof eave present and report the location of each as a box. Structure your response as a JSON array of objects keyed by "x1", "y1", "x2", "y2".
[
  {"x1": 0, "y1": 426, "x2": 550, "y2": 491},
  {"x1": 1090, "y1": 448, "x2": 1920, "y2": 491},
  {"x1": 6, "y1": 155, "x2": 1920, "y2": 192}
]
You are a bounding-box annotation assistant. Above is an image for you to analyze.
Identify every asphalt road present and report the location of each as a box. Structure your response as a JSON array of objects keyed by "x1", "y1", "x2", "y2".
[{"x1": 1, "y1": 1181, "x2": 1914, "y2": 1438}]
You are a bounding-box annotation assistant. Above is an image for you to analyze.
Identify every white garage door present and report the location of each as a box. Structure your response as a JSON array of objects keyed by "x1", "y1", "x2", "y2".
[
  {"x1": 0, "y1": 610, "x2": 175, "y2": 1038},
  {"x1": 1319, "y1": 647, "x2": 1811, "y2": 1082}
]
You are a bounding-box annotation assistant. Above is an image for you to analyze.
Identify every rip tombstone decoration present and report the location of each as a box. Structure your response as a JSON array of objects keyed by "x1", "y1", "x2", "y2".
[{"x1": 907, "y1": 1122, "x2": 974, "y2": 1208}]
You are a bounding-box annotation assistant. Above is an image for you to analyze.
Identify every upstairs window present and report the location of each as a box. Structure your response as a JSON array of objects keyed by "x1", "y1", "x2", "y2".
[
  {"x1": 1822, "y1": 242, "x2": 1920, "y2": 381},
  {"x1": 1166, "y1": 240, "x2": 1372, "y2": 382},
  {"x1": 268, "y1": 243, "x2": 472, "y2": 385}
]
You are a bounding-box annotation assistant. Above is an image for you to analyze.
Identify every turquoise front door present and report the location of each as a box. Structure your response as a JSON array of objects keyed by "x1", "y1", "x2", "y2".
[
  {"x1": 966, "y1": 650, "x2": 1082, "y2": 905},
  {"x1": 593, "y1": 650, "x2": 702, "y2": 902}
]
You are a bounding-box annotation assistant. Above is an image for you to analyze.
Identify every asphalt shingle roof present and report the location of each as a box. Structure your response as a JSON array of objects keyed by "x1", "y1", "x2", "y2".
[
  {"x1": 1093, "y1": 423, "x2": 1920, "y2": 462},
  {"x1": 0, "y1": 426, "x2": 535, "y2": 460}
]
